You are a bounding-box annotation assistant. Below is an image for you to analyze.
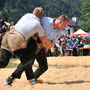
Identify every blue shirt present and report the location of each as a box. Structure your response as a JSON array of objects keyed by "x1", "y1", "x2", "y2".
[
  {"x1": 41, "y1": 17, "x2": 64, "y2": 44},
  {"x1": 66, "y1": 41, "x2": 74, "y2": 49}
]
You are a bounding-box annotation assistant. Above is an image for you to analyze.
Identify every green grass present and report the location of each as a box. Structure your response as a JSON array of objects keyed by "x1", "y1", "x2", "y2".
[
  {"x1": 83, "y1": 65, "x2": 90, "y2": 68},
  {"x1": 5, "y1": 58, "x2": 90, "y2": 69},
  {"x1": 6, "y1": 62, "x2": 18, "y2": 68},
  {"x1": 6, "y1": 58, "x2": 19, "y2": 68}
]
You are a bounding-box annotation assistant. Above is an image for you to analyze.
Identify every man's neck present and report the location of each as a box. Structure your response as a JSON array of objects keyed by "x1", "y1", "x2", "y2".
[{"x1": 53, "y1": 19, "x2": 57, "y2": 29}]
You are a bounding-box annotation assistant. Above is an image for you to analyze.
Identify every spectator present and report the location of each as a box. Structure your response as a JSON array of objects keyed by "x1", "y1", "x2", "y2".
[
  {"x1": 10, "y1": 21, "x2": 15, "y2": 30},
  {"x1": 73, "y1": 39, "x2": 81, "y2": 56},
  {"x1": 66, "y1": 39, "x2": 74, "y2": 56},
  {"x1": 1, "y1": 25, "x2": 7, "y2": 34},
  {"x1": 0, "y1": 18, "x2": 5, "y2": 28},
  {"x1": 61, "y1": 41, "x2": 67, "y2": 56}
]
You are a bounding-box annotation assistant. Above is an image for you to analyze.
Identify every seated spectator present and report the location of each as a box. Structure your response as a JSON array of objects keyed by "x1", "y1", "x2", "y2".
[
  {"x1": 61, "y1": 42, "x2": 67, "y2": 56},
  {"x1": 66, "y1": 39, "x2": 74, "y2": 56},
  {"x1": 74, "y1": 39, "x2": 82, "y2": 48},
  {"x1": 66, "y1": 39, "x2": 74, "y2": 49},
  {"x1": 80, "y1": 40, "x2": 85, "y2": 47},
  {"x1": 73, "y1": 39, "x2": 81, "y2": 56}
]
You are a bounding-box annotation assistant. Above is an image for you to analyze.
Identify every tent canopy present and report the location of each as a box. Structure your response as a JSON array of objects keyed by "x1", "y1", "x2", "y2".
[{"x1": 73, "y1": 29, "x2": 89, "y2": 36}]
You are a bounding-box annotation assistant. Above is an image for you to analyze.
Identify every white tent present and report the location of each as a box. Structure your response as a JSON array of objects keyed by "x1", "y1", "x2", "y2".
[{"x1": 73, "y1": 29, "x2": 89, "y2": 36}]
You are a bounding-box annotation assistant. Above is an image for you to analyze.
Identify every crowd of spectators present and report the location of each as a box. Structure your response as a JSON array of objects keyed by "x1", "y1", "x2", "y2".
[
  {"x1": 49, "y1": 34, "x2": 90, "y2": 56},
  {"x1": 0, "y1": 18, "x2": 90, "y2": 57},
  {"x1": 0, "y1": 18, "x2": 7, "y2": 46},
  {"x1": 0, "y1": 18, "x2": 15, "y2": 47},
  {"x1": 48, "y1": 35, "x2": 90, "y2": 56}
]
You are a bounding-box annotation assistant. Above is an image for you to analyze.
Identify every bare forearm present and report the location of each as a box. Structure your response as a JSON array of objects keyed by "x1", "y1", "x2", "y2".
[{"x1": 40, "y1": 36, "x2": 55, "y2": 49}]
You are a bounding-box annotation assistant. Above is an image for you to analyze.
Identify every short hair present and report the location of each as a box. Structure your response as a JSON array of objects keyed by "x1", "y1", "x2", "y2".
[
  {"x1": 58, "y1": 15, "x2": 69, "y2": 21},
  {"x1": 11, "y1": 21, "x2": 15, "y2": 25},
  {"x1": 33, "y1": 7, "x2": 44, "y2": 18}
]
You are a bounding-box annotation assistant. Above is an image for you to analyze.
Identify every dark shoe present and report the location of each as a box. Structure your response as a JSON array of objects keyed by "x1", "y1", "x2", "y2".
[
  {"x1": 29, "y1": 78, "x2": 36, "y2": 85},
  {"x1": 4, "y1": 76, "x2": 15, "y2": 86}
]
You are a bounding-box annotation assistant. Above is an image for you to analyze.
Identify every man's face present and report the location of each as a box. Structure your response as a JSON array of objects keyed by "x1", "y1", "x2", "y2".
[{"x1": 55, "y1": 19, "x2": 69, "y2": 30}]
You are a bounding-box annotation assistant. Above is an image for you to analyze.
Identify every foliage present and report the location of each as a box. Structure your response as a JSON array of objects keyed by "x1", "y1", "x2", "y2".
[
  {"x1": 79, "y1": 19, "x2": 90, "y2": 32},
  {"x1": 79, "y1": 0, "x2": 90, "y2": 32},
  {"x1": 0, "y1": 0, "x2": 81, "y2": 23},
  {"x1": 80, "y1": 0, "x2": 90, "y2": 20}
]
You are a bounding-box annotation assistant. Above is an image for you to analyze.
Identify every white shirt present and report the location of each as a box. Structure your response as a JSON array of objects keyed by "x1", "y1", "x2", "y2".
[{"x1": 15, "y1": 13, "x2": 44, "y2": 40}]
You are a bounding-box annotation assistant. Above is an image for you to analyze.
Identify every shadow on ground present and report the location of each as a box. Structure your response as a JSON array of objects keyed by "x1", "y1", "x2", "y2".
[{"x1": 45, "y1": 80, "x2": 90, "y2": 85}]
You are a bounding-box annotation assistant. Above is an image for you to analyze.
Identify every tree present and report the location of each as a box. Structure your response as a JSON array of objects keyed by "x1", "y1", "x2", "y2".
[
  {"x1": 79, "y1": 0, "x2": 90, "y2": 32},
  {"x1": 80, "y1": 0, "x2": 90, "y2": 20},
  {"x1": 79, "y1": 20, "x2": 90, "y2": 32},
  {"x1": 0, "y1": 0, "x2": 81, "y2": 22}
]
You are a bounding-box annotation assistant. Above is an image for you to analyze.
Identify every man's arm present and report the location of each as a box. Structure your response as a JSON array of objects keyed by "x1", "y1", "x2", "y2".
[
  {"x1": 32, "y1": 34, "x2": 55, "y2": 49},
  {"x1": 40, "y1": 35, "x2": 55, "y2": 49},
  {"x1": 37, "y1": 25, "x2": 55, "y2": 49}
]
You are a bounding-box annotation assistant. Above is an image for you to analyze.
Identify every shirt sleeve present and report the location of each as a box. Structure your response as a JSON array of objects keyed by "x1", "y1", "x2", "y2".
[{"x1": 37, "y1": 25, "x2": 45, "y2": 37}]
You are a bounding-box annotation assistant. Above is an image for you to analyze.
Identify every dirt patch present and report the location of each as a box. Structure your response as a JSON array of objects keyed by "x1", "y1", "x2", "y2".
[{"x1": 0, "y1": 56, "x2": 90, "y2": 90}]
